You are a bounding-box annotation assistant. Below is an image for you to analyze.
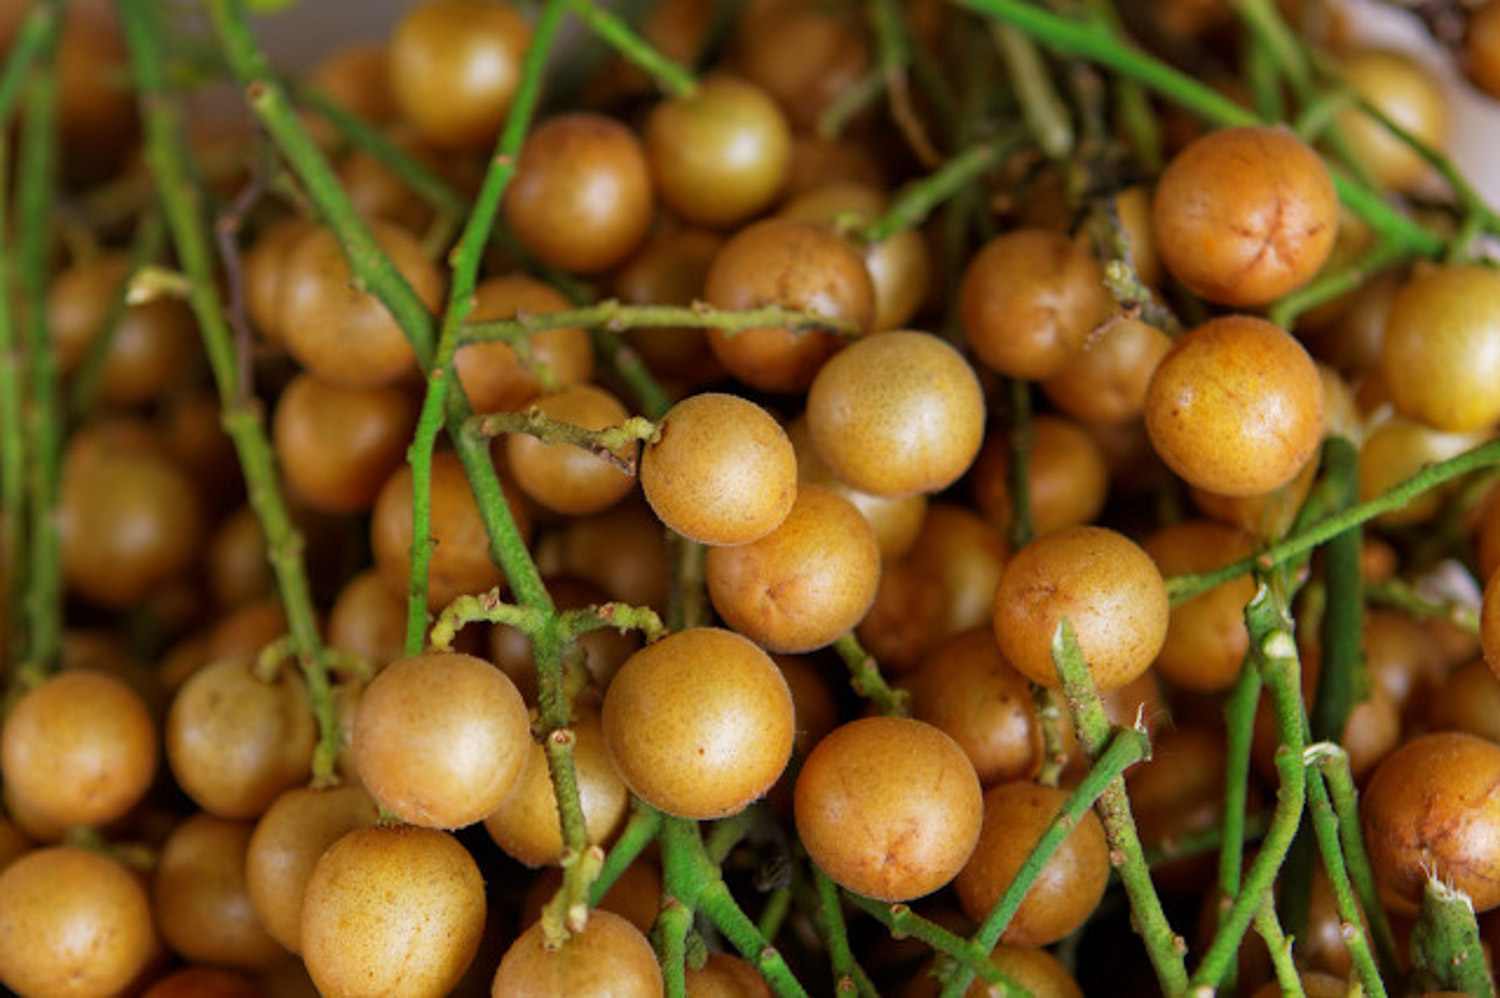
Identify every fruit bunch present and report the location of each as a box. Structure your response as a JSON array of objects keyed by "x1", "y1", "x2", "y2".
[{"x1": 5, "y1": 0, "x2": 1500, "y2": 995}]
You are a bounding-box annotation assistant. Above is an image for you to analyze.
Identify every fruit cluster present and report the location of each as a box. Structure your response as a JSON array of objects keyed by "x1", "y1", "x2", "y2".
[{"x1": 4, "y1": 0, "x2": 1500, "y2": 996}]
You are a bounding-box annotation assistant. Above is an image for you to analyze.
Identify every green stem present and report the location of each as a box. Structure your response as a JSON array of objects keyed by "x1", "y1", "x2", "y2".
[
  {"x1": 0, "y1": 132, "x2": 23, "y2": 674},
  {"x1": 1252, "y1": 895, "x2": 1306, "y2": 998},
  {"x1": 1168, "y1": 437, "x2": 1500, "y2": 603},
  {"x1": 0, "y1": 2, "x2": 57, "y2": 128},
  {"x1": 1409, "y1": 877, "x2": 1497, "y2": 998},
  {"x1": 992, "y1": 21, "x2": 1072, "y2": 158},
  {"x1": 1309, "y1": 437, "x2": 1367, "y2": 743},
  {"x1": 1051, "y1": 621, "x2": 1188, "y2": 994},
  {"x1": 121, "y1": 0, "x2": 342, "y2": 784},
  {"x1": 814, "y1": 867, "x2": 877, "y2": 998},
  {"x1": 1216, "y1": 656, "x2": 1261, "y2": 915},
  {"x1": 589, "y1": 800, "x2": 662, "y2": 906},
  {"x1": 657, "y1": 897, "x2": 692, "y2": 998},
  {"x1": 841, "y1": 896, "x2": 1018, "y2": 993},
  {"x1": 860, "y1": 137, "x2": 1024, "y2": 245},
  {"x1": 658, "y1": 815, "x2": 808, "y2": 998},
  {"x1": 465, "y1": 409, "x2": 657, "y2": 469},
  {"x1": 460, "y1": 300, "x2": 862, "y2": 347},
  {"x1": 833, "y1": 632, "x2": 908, "y2": 716},
  {"x1": 16, "y1": 1, "x2": 62, "y2": 686},
  {"x1": 1310, "y1": 745, "x2": 1401, "y2": 979},
  {"x1": 1365, "y1": 577, "x2": 1480, "y2": 633},
  {"x1": 1077, "y1": 0, "x2": 1159, "y2": 169},
  {"x1": 590, "y1": 328, "x2": 674, "y2": 420},
  {"x1": 952, "y1": 0, "x2": 1446, "y2": 258},
  {"x1": 1191, "y1": 583, "x2": 1307, "y2": 991},
  {"x1": 1266, "y1": 240, "x2": 1409, "y2": 328},
  {"x1": 1303, "y1": 764, "x2": 1389, "y2": 997},
  {"x1": 68, "y1": 212, "x2": 166, "y2": 418},
  {"x1": 944, "y1": 727, "x2": 1149, "y2": 998},
  {"x1": 1005, "y1": 376, "x2": 1035, "y2": 552},
  {"x1": 563, "y1": 0, "x2": 696, "y2": 98}
]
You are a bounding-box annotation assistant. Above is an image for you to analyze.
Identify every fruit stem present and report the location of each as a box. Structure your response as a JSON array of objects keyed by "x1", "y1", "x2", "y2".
[
  {"x1": 13, "y1": 2, "x2": 62, "y2": 689},
  {"x1": 589, "y1": 800, "x2": 663, "y2": 906},
  {"x1": 1051, "y1": 619, "x2": 1189, "y2": 994},
  {"x1": 991, "y1": 20, "x2": 1073, "y2": 159},
  {"x1": 658, "y1": 814, "x2": 810, "y2": 998},
  {"x1": 465, "y1": 409, "x2": 658, "y2": 472},
  {"x1": 1191, "y1": 582, "x2": 1308, "y2": 991},
  {"x1": 564, "y1": 0, "x2": 697, "y2": 99},
  {"x1": 841, "y1": 896, "x2": 1019, "y2": 993},
  {"x1": 1265, "y1": 239, "x2": 1410, "y2": 328},
  {"x1": 1076, "y1": 0, "x2": 1160, "y2": 169},
  {"x1": 859, "y1": 136, "x2": 1026, "y2": 245},
  {"x1": 869, "y1": 0, "x2": 945, "y2": 167},
  {"x1": 657, "y1": 895, "x2": 692, "y2": 998},
  {"x1": 949, "y1": 725, "x2": 1150, "y2": 998},
  {"x1": 952, "y1": 0, "x2": 1447, "y2": 258},
  {"x1": 1310, "y1": 744, "x2": 1402, "y2": 979},
  {"x1": 1252, "y1": 894, "x2": 1307, "y2": 998},
  {"x1": 459, "y1": 300, "x2": 864, "y2": 347},
  {"x1": 812, "y1": 867, "x2": 878, "y2": 998},
  {"x1": 1409, "y1": 877, "x2": 1497, "y2": 997},
  {"x1": 1310, "y1": 437, "x2": 1368, "y2": 742},
  {"x1": 833, "y1": 631, "x2": 908, "y2": 716},
  {"x1": 1302, "y1": 760, "x2": 1390, "y2": 997},
  {"x1": 1167, "y1": 437, "x2": 1500, "y2": 604},
  {"x1": 1215, "y1": 654, "x2": 1262, "y2": 920},
  {"x1": 590, "y1": 327, "x2": 674, "y2": 419},
  {"x1": 120, "y1": 0, "x2": 343, "y2": 785}
]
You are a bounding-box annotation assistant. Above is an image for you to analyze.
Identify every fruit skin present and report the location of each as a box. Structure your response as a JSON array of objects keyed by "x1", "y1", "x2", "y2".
[
  {"x1": 705, "y1": 483, "x2": 881, "y2": 653},
  {"x1": 806, "y1": 330, "x2": 986, "y2": 499},
  {"x1": 601, "y1": 627, "x2": 795, "y2": 820},
  {"x1": 492, "y1": 909, "x2": 663, "y2": 998},
  {"x1": 1380, "y1": 264, "x2": 1500, "y2": 433},
  {"x1": 795, "y1": 716, "x2": 983, "y2": 902},
  {"x1": 992, "y1": 525, "x2": 1169, "y2": 692},
  {"x1": 639, "y1": 392, "x2": 797, "y2": 547},
  {"x1": 0, "y1": 846, "x2": 159, "y2": 998},
  {"x1": 1145, "y1": 314, "x2": 1325, "y2": 498},
  {"x1": 1152, "y1": 125, "x2": 1338, "y2": 307},
  {"x1": 353, "y1": 651, "x2": 532, "y2": 829},
  {"x1": 302, "y1": 825, "x2": 486, "y2": 998},
  {"x1": 1360, "y1": 731, "x2": 1500, "y2": 914}
]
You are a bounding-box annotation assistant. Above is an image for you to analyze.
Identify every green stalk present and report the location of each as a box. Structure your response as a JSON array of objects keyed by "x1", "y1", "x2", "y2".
[
  {"x1": 460, "y1": 301, "x2": 863, "y2": 347},
  {"x1": 1309, "y1": 437, "x2": 1367, "y2": 742},
  {"x1": 16, "y1": 1, "x2": 63, "y2": 685},
  {"x1": 1253, "y1": 895, "x2": 1306, "y2": 998},
  {"x1": 1167, "y1": 437, "x2": 1500, "y2": 603},
  {"x1": 813, "y1": 867, "x2": 878, "y2": 998},
  {"x1": 0, "y1": 4, "x2": 57, "y2": 128},
  {"x1": 120, "y1": 0, "x2": 342, "y2": 783},
  {"x1": 833, "y1": 631, "x2": 907, "y2": 716},
  {"x1": 991, "y1": 21, "x2": 1073, "y2": 159},
  {"x1": 589, "y1": 801, "x2": 663, "y2": 906},
  {"x1": 842, "y1": 895, "x2": 1020, "y2": 994},
  {"x1": 0, "y1": 131, "x2": 22, "y2": 673},
  {"x1": 860, "y1": 137, "x2": 1025, "y2": 245},
  {"x1": 1050, "y1": 621, "x2": 1188, "y2": 994},
  {"x1": 1410, "y1": 877, "x2": 1497, "y2": 997},
  {"x1": 1191, "y1": 583, "x2": 1307, "y2": 992},
  {"x1": 563, "y1": 0, "x2": 697, "y2": 98},
  {"x1": 1303, "y1": 766, "x2": 1389, "y2": 996},
  {"x1": 943, "y1": 727, "x2": 1149, "y2": 998},
  {"x1": 68, "y1": 212, "x2": 166, "y2": 418},
  {"x1": 1216, "y1": 656, "x2": 1261, "y2": 920}
]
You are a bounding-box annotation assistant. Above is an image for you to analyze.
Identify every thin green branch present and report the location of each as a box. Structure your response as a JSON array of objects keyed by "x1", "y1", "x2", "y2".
[
  {"x1": 1266, "y1": 240, "x2": 1410, "y2": 328},
  {"x1": 121, "y1": 0, "x2": 342, "y2": 784},
  {"x1": 1253, "y1": 895, "x2": 1306, "y2": 998},
  {"x1": 1309, "y1": 437, "x2": 1367, "y2": 743},
  {"x1": 1191, "y1": 583, "x2": 1308, "y2": 992},
  {"x1": 991, "y1": 21, "x2": 1073, "y2": 159},
  {"x1": 1410, "y1": 878, "x2": 1496, "y2": 997},
  {"x1": 833, "y1": 631, "x2": 908, "y2": 716},
  {"x1": 1167, "y1": 437, "x2": 1500, "y2": 603},
  {"x1": 459, "y1": 300, "x2": 862, "y2": 348},
  {"x1": 590, "y1": 328, "x2": 674, "y2": 420},
  {"x1": 1216, "y1": 656, "x2": 1261, "y2": 917},
  {"x1": 465, "y1": 408, "x2": 657, "y2": 471},
  {"x1": 814, "y1": 867, "x2": 878, "y2": 998},
  {"x1": 563, "y1": 0, "x2": 697, "y2": 98},
  {"x1": 1050, "y1": 621, "x2": 1187, "y2": 993},
  {"x1": 0, "y1": 4, "x2": 57, "y2": 129},
  {"x1": 1303, "y1": 764, "x2": 1389, "y2": 997},
  {"x1": 0, "y1": 131, "x2": 23, "y2": 674},
  {"x1": 843, "y1": 896, "x2": 1019, "y2": 993},
  {"x1": 16, "y1": 2, "x2": 63, "y2": 687},
  {"x1": 589, "y1": 800, "x2": 662, "y2": 906},
  {"x1": 860, "y1": 137, "x2": 1025, "y2": 245},
  {"x1": 68, "y1": 212, "x2": 167, "y2": 417}
]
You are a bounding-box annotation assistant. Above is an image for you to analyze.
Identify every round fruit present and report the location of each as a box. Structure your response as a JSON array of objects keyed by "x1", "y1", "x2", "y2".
[
  {"x1": 1145, "y1": 314, "x2": 1325, "y2": 498},
  {"x1": 1380, "y1": 264, "x2": 1500, "y2": 433},
  {"x1": 805, "y1": 330, "x2": 985, "y2": 498},
  {"x1": 795, "y1": 716, "x2": 983, "y2": 902},
  {"x1": 353, "y1": 651, "x2": 532, "y2": 829},
  {"x1": 1, "y1": 670, "x2": 157, "y2": 828},
  {"x1": 1335, "y1": 49, "x2": 1448, "y2": 193},
  {"x1": 503, "y1": 112, "x2": 654, "y2": 274},
  {"x1": 492, "y1": 909, "x2": 663, "y2": 998},
  {"x1": 153, "y1": 812, "x2": 285, "y2": 969},
  {"x1": 0, "y1": 846, "x2": 158, "y2": 998},
  {"x1": 645, "y1": 74, "x2": 791, "y2": 227},
  {"x1": 388, "y1": 0, "x2": 531, "y2": 150},
  {"x1": 953, "y1": 781, "x2": 1109, "y2": 946},
  {"x1": 302, "y1": 825, "x2": 486, "y2": 997},
  {"x1": 1361, "y1": 731, "x2": 1500, "y2": 913},
  {"x1": 705, "y1": 483, "x2": 881, "y2": 653},
  {"x1": 992, "y1": 525, "x2": 1168, "y2": 692},
  {"x1": 1152, "y1": 125, "x2": 1338, "y2": 307},
  {"x1": 601, "y1": 627, "x2": 794, "y2": 819},
  {"x1": 638, "y1": 393, "x2": 796, "y2": 546},
  {"x1": 272, "y1": 372, "x2": 419, "y2": 513}
]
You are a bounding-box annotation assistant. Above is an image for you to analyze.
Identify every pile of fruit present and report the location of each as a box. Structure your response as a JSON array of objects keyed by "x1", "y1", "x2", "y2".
[{"x1": 5, "y1": 0, "x2": 1500, "y2": 994}]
